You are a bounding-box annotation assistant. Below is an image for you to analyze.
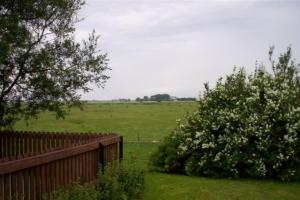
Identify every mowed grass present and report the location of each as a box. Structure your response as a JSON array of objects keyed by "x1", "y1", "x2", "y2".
[
  {"x1": 125, "y1": 143, "x2": 300, "y2": 200},
  {"x1": 144, "y1": 173, "x2": 300, "y2": 200},
  {"x1": 14, "y1": 102, "x2": 300, "y2": 199},
  {"x1": 15, "y1": 101, "x2": 197, "y2": 142}
]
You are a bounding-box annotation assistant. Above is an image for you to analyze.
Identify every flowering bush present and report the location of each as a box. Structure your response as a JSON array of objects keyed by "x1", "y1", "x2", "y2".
[{"x1": 150, "y1": 47, "x2": 300, "y2": 181}]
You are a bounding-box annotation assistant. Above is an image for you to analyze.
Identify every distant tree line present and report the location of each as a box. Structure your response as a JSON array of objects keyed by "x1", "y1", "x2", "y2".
[
  {"x1": 176, "y1": 97, "x2": 197, "y2": 101},
  {"x1": 117, "y1": 98, "x2": 131, "y2": 102},
  {"x1": 135, "y1": 94, "x2": 196, "y2": 102}
]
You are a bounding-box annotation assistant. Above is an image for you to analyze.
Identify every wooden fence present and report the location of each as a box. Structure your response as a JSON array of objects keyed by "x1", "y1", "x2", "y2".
[{"x1": 0, "y1": 131, "x2": 123, "y2": 200}]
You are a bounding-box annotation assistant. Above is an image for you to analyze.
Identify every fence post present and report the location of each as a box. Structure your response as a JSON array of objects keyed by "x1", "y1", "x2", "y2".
[
  {"x1": 99, "y1": 143, "x2": 105, "y2": 173},
  {"x1": 119, "y1": 136, "x2": 123, "y2": 161}
]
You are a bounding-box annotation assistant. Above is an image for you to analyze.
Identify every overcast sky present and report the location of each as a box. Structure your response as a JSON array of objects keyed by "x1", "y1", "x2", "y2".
[{"x1": 75, "y1": 0, "x2": 300, "y2": 100}]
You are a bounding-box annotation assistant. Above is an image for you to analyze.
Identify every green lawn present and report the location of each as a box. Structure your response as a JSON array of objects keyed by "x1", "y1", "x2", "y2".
[
  {"x1": 14, "y1": 101, "x2": 300, "y2": 200},
  {"x1": 144, "y1": 173, "x2": 300, "y2": 200},
  {"x1": 124, "y1": 143, "x2": 300, "y2": 200}
]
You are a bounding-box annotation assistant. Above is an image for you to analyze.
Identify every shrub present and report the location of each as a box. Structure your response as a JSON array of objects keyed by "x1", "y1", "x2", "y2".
[
  {"x1": 150, "y1": 47, "x2": 300, "y2": 181},
  {"x1": 51, "y1": 182, "x2": 99, "y2": 200},
  {"x1": 52, "y1": 162, "x2": 145, "y2": 200},
  {"x1": 97, "y1": 162, "x2": 145, "y2": 200},
  {"x1": 149, "y1": 120, "x2": 191, "y2": 174}
]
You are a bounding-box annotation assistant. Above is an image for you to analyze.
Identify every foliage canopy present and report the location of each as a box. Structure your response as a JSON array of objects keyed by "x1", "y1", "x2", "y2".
[
  {"x1": 0, "y1": 0, "x2": 109, "y2": 129},
  {"x1": 150, "y1": 47, "x2": 300, "y2": 181}
]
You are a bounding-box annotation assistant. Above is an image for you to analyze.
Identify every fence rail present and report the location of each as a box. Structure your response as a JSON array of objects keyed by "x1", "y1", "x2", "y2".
[{"x1": 0, "y1": 131, "x2": 123, "y2": 200}]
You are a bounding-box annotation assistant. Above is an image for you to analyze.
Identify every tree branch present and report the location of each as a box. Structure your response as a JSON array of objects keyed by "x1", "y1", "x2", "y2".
[{"x1": 0, "y1": 21, "x2": 48, "y2": 101}]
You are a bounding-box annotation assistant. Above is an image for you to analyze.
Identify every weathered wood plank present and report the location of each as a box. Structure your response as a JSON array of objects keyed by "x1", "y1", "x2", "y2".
[
  {"x1": 0, "y1": 131, "x2": 121, "y2": 200},
  {"x1": 0, "y1": 175, "x2": 4, "y2": 200},
  {"x1": 0, "y1": 135, "x2": 119, "y2": 174}
]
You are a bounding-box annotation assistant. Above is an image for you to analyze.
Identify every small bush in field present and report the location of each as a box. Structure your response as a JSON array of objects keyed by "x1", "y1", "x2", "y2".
[{"x1": 150, "y1": 47, "x2": 300, "y2": 181}]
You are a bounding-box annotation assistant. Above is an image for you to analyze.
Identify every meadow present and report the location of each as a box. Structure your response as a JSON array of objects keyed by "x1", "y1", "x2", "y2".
[
  {"x1": 15, "y1": 101, "x2": 197, "y2": 142},
  {"x1": 15, "y1": 102, "x2": 300, "y2": 200}
]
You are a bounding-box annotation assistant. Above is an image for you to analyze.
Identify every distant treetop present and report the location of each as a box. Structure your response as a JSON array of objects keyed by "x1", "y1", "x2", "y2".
[{"x1": 135, "y1": 94, "x2": 196, "y2": 102}]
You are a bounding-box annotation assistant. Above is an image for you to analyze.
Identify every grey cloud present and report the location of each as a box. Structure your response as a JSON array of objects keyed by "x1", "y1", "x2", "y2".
[{"x1": 76, "y1": 0, "x2": 300, "y2": 100}]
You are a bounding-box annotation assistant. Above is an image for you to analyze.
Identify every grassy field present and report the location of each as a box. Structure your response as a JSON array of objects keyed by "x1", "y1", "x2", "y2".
[
  {"x1": 15, "y1": 102, "x2": 300, "y2": 200},
  {"x1": 15, "y1": 101, "x2": 197, "y2": 142}
]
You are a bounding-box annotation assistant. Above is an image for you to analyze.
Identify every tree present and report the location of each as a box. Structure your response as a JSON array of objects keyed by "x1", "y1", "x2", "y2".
[
  {"x1": 150, "y1": 94, "x2": 171, "y2": 102},
  {"x1": 135, "y1": 97, "x2": 141, "y2": 102},
  {"x1": 0, "y1": 0, "x2": 110, "y2": 129},
  {"x1": 143, "y1": 96, "x2": 149, "y2": 101}
]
